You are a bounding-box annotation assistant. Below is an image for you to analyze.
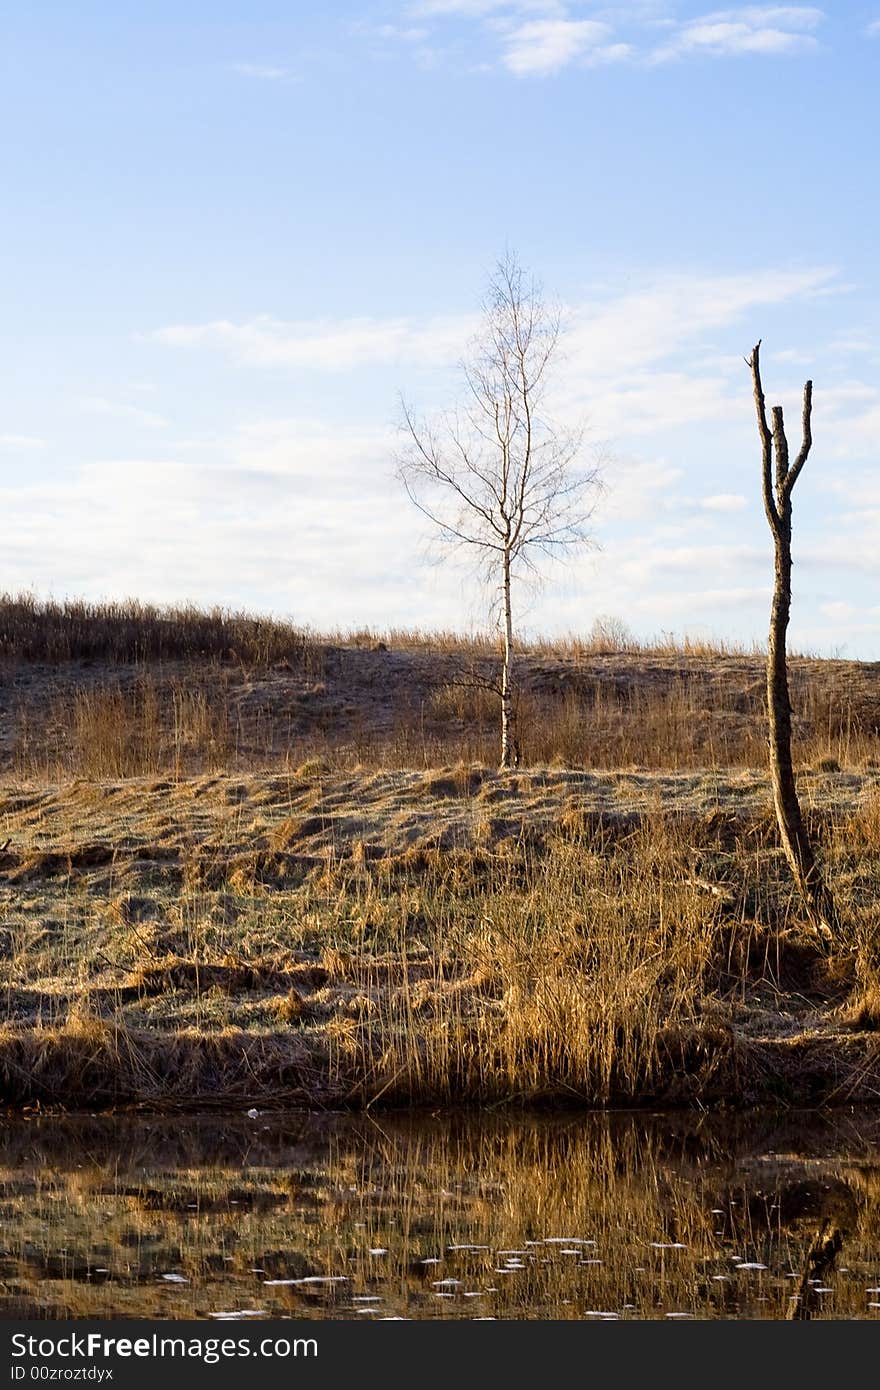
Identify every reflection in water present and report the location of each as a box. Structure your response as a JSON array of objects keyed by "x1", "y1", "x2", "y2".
[{"x1": 1, "y1": 1110, "x2": 880, "y2": 1320}]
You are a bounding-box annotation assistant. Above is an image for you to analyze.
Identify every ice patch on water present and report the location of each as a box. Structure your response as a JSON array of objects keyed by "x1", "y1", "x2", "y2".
[
  {"x1": 263, "y1": 1276, "x2": 347, "y2": 1286},
  {"x1": 160, "y1": 1274, "x2": 188, "y2": 1283}
]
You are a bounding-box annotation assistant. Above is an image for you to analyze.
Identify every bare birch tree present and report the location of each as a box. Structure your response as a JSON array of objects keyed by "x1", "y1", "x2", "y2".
[
  {"x1": 398, "y1": 252, "x2": 600, "y2": 768},
  {"x1": 749, "y1": 340, "x2": 836, "y2": 941}
]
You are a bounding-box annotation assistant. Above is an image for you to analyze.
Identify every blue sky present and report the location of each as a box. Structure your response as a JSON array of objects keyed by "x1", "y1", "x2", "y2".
[{"x1": 2, "y1": 2, "x2": 879, "y2": 652}]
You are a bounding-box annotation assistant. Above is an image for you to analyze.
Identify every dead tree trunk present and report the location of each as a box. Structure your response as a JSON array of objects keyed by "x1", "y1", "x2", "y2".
[
  {"x1": 750, "y1": 341, "x2": 836, "y2": 942},
  {"x1": 500, "y1": 547, "x2": 519, "y2": 768}
]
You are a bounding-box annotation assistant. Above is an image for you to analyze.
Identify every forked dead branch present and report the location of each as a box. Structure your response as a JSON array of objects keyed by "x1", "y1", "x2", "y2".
[{"x1": 750, "y1": 340, "x2": 837, "y2": 944}]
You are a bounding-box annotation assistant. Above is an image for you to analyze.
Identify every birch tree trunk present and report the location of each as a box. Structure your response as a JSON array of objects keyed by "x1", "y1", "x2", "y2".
[
  {"x1": 500, "y1": 547, "x2": 518, "y2": 768},
  {"x1": 750, "y1": 341, "x2": 836, "y2": 942},
  {"x1": 398, "y1": 252, "x2": 601, "y2": 773}
]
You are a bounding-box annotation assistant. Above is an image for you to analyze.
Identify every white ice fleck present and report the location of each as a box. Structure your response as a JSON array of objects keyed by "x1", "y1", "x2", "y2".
[{"x1": 263, "y1": 1276, "x2": 348, "y2": 1286}]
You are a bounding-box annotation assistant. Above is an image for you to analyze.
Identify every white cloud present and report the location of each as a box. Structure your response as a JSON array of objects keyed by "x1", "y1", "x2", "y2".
[
  {"x1": 701, "y1": 493, "x2": 748, "y2": 511},
  {"x1": 563, "y1": 267, "x2": 835, "y2": 377},
  {"x1": 78, "y1": 397, "x2": 168, "y2": 428},
  {"x1": 550, "y1": 265, "x2": 837, "y2": 436},
  {"x1": 411, "y1": 0, "x2": 563, "y2": 15},
  {"x1": 372, "y1": 24, "x2": 431, "y2": 41},
  {"x1": 599, "y1": 456, "x2": 685, "y2": 520},
  {"x1": 152, "y1": 265, "x2": 838, "y2": 447},
  {"x1": 501, "y1": 19, "x2": 630, "y2": 75},
  {"x1": 152, "y1": 312, "x2": 478, "y2": 371},
  {"x1": 155, "y1": 268, "x2": 834, "y2": 384},
  {"x1": 770, "y1": 347, "x2": 812, "y2": 364},
  {"x1": 391, "y1": 2, "x2": 826, "y2": 73},
  {"x1": 652, "y1": 6, "x2": 824, "y2": 61},
  {"x1": 232, "y1": 64, "x2": 289, "y2": 79},
  {"x1": 0, "y1": 434, "x2": 46, "y2": 449},
  {"x1": 867, "y1": 18, "x2": 880, "y2": 35},
  {"x1": 632, "y1": 584, "x2": 769, "y2": 614},
  {"x1": 819, "y1": 600, "x2": 855, "y2": 621}
]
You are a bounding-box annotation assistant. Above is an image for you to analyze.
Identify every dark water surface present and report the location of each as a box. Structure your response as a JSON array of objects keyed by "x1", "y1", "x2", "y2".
[{"x1": 2, "y1": 1109, "x2": 880, "y2": 1320}]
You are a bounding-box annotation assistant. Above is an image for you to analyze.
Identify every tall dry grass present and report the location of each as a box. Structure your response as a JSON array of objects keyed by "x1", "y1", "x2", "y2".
[
  {"x1": 323, "y1": 816, "x2": 743, "y2": 1106},
  {"x1": 3, "y1": 591, "x2": 876, "y2": 776},
  {"x1": 0, "y1": 592, "x2": 320, "y2": 667}
]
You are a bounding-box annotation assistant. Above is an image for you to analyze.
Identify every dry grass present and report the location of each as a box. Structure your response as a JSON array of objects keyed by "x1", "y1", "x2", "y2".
[
  {"x1": 2, "y1": 593, "x2": 879, "y2": 777},
  {"x1": 1, "y1": 767, "x2": 879, "y2": 1109},
  {"x1": 2, "y1": 595, "x2": 880, "y2": 1110},
  {"x1": 0, "y1": 592, "x2": 319, "y2": 667}
]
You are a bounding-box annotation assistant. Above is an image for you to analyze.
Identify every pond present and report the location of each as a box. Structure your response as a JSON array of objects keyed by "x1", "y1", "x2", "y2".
[{"x1": 2, "y1": 1109, "x2": 880, "y2": 1320}]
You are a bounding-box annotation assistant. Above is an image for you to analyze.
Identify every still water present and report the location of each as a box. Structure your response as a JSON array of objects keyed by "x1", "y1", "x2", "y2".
[{"x1": 2, "y1": 1109, "x2": 880, "y2": 1320}]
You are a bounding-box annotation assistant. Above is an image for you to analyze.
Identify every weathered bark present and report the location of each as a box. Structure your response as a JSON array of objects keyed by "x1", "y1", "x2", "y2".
[
  {"x1": 499, "y1": 548, "x2": 518, "y2": 768},
  {"x1": 750, "y1": 341, "x2": 836, "y2": 942}
]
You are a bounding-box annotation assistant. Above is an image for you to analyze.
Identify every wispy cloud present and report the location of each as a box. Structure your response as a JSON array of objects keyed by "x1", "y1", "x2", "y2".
[
  {"x1": 700, "y1": 492, "x2": 748, "y2": 511},
  {"x1": 389, "y1": 2, "x2": 827, "y2": 74},
  {"x1": 232, "y1": 63, "x2": 290, "y2": 80},
  {"x1": 372, "y1": 23, "x2": 431, "y2": 41},
  {"x1": 151, "y1": 313, "x2": 478, "y2": 371},
  {"x1": 651, "y1": 6, "x2": 824, "y2": 62},
  {"x1": 151, "y1": 265, "x2": 842, "y2": 453},
  {"x1": 0, "y1": 433, "x2": 46, "y2": 449},
  {"x1": 78, "y1": 397, "x2": 168, "y2": 428},
  {"x1": 411, "y1": 0, "x2": 563, "y2": 15},
  {"x1": 867, "y1": 18, "x2": 880, "y2": 36},
  {"x1": 502, "y1": 20, "x2": 631, "y2": 75}
]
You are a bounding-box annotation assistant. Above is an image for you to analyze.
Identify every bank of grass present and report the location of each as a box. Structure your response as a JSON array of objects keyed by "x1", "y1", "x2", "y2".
[
  {"x1": 3, "y1": 595, "x2": 880, "y2": 1111},
  {"x1": 3, "y1": 593, "x2": 880, "y2": 776},
  {"x1": 1, "y1": 767, "x2": 880, "y2": 1109}
]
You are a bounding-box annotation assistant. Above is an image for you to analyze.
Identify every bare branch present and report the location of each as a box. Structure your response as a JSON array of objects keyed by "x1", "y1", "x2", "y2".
[
  {"x1": 783, "y1": 379, "x2": 813, "y2": 498},
  {"x1": 397, "y1": 250, "x2": 603, "y2": 767},
  {"x1": 749, "y1": 341, "x2": 780, "y2": 535}
]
